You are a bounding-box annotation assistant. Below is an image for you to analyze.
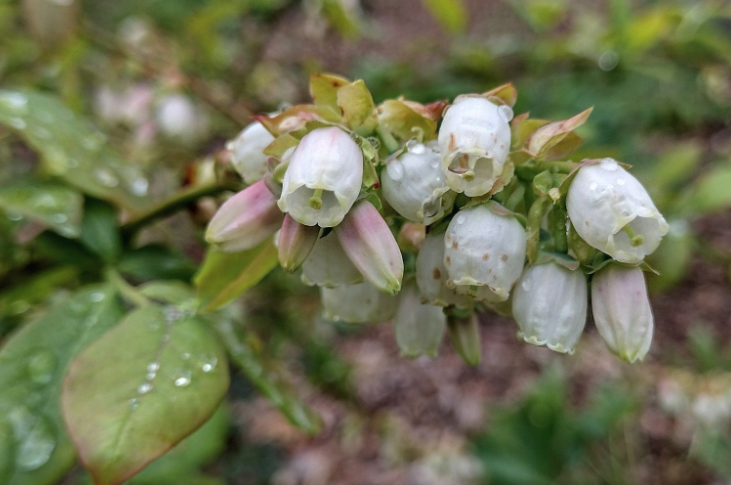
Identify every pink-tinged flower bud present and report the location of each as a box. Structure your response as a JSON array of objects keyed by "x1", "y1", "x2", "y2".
[
  {"x1": 278, "y1": 214, "x2": 320, "y2": 272},
  {"x1": 437, "y1": 96, "x2": 512, "y2": 197},
  {"x1": 512, "y1": 262, "x2": 587, "y2": 354},
  {"x1": 567, "y1": 158, "x2": 669, "y2": 263},
  {"x1": 278, "y1": 127, "x2": 363, "y2": 227},
  {"x1": 416, "y1": 232, "x2": 473, "y2": 309},
  {"x1": 228, "y1": 121, "x2": 275, "y2": 184},
  {"x1": 321, "y1": 282, "x2": 397, "y2": 324},
  {"x1": 591, "y1": 265, "x2": 654, "y2": 363},
  {"x1": 335, "y1": 200, "x2": 404, "y2": 295},
  {"x1": 394, "y1": 284, "x2": 446, "y2": 358},
  {"x1": 381, "y1": 141, "x2": 454, "y2": 225},
  {"x1": 205, "y1": 180, "x2": 283, "y2": 252},
  {"x1": 302, "y1": 232, "x2": 363, "y2": 287},
  {"x1": 444, "y1": 204, "x2": 526, "y2": 302}
]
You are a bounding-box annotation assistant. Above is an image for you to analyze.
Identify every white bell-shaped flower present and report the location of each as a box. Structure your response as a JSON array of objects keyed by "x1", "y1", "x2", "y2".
[
  {"x1": 278, "y1": 127, "x2": 363, "y2": 227},
  {"x1": 437, "y1": 96, "x2": 512, "y2": 197},
  {"x1": 228, "y1": 121, "x2": 275, "y2": 184},
  {"x1": 381, "y1": 141, "x2": 454, "y2": 225},
  {"x1": 321, "y1": 282, "x2": 397, "y2": 324},
  {"x1": 512, "y1": 262, "x2": 587, "y2": 354},
  {"x1": 394, "y1": 284, "x2": 446, "y2": 358},
  {"x1": 591, "y1": 265, "x2": 654, "y2": 363},
  {"x1": 416, "y1": 232, "x2": 473, "y2": 309},
  {"x1": 567, "y1": 158, "x2": 669, "y2": 263},
  {"x1": 301, "y1": 232, "x2": 363, "y2": 288},
  {"x1": 444, "y1": 204, "x2": 526, "y2": 302}
]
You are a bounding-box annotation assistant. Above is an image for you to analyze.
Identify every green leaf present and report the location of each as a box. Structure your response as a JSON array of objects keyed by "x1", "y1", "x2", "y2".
[
  {"x1": 194, "y1": 240, "x2": 279, "y2": 312},
  {"x1": 119, "y1": 245, "x2": 197, "y2": 283},
  {"x1": 420, "y1": 0, "x2": 466, "y2": 33},
  {"x1": 527, "y1": 108, "x2": 592, "y2": 159},
  {"x1": 0, "y1": 180, "x2": 83, "y2": 238},
  {"x1": 213, "y1": 316, "x2": 321, "y2": 434},
  {"x1": 337, "y1": 80, "x2": 376, "y2": 132},
  {"x1": 62, "y1": 305, "x2": 230, "y2": 485},
  {"x1": 79, "y1": 198, "x2": 121, "y2": 262},
  {"x1": 0, "y1": 266, "x2": 79, "y2": 319},
  {"x1": 680, "y1": 164, "x2": 731, "y2": 216},
  {"x1": 0, "y1": 285, "x2": 123, "y2": 485},
  {"x1": 0, "y1": 90, "x2": 148, "y2": 212},
  {"x1": 309, "y1": 73, "x2": 350, "y2": 112},
  {"x1": 321, "y1": 0, "x2": 361, "y2": 38},
  {"x1": 128, "y1": 405, "x2": 229, "y2": 485},
  {"x1": 33, "y1": 231, "x2": 99, "y2": 268}
]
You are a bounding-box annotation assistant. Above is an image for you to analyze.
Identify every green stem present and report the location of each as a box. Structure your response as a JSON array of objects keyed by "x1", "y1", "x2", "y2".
[
  {"x1": 121, "y1": 183, "x2": 235, "y2": 237},
  {"x1": 375, "y1": 126, "x2": 400, "y2": 153},
  {"x1": 105, "y1": 268, "x2": 151, "y2": 308},
  {"x1": 535, "y1": 161, "x2": 580, "y2": 173}
]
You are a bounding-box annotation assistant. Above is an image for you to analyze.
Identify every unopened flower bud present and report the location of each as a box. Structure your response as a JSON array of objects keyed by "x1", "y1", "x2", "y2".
[
  {"x1": 416, "y1": 232, "x2": 473, "y2": 309},
  {"x1": 444, "y1": 204, "x2": 526, "y2": 302},
  {"x1": 447, "y1": 314, "x2": 481, "y2": 366},
  {"x1": 321, "y1": 282, "x2": 397, "y2": 324},
  {"x1": 512, "y1": 262, "x2": 587, "y2": 354},
  {"x1": 394, "y1": 284, "x2": 446, "y2": 358},
  {"x1": 278, "y1": 127, "x2": 363, "y2": 227},
  {"x1": 591, "y1": 265, "x2": 654, "y2": 363},
  {"x1": 382, "y1": 141, "x2": 454, "y2": 224},
  {"x1": 228, "y1": 121, "x2": 276, "y2": 184},
  {"x1": 437, "y1": 96, "x2": 512, "y2": 197},
  {"x1": 278, "y1": 214, "x2": 320, "y2": 272},
  {"x1": 336, "y1": 200, "x2": 404, "y2": 295},
  {"x1": 205, "y1": 181, "x2": 283, "y2": 252},
  {"x1": 302, "y1": 232, "x2": 363, "y2": 287},
  {"x1": 567, "y1": 158, "x2": 669, "y2": 263}
]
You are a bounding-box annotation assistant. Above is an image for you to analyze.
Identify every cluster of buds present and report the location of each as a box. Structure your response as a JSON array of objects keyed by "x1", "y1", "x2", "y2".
[{"x1": 206, "y1": 74, "x2": 668, "y2": 364}]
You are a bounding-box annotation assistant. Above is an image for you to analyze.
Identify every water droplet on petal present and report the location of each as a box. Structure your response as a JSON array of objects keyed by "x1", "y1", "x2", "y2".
[
  {"x1": 408, "y1": 143, "x2": 426, "y2": 154},
  {"x1": 386, "y1": 162, "x2": 404, "y2": 181},
  {"x1": 456, "y1": 215, "x2": 466, "y2": 225},
  {"x1": 600, "y1": 158, "x2": 619, "y2": 171},
  {"x1": 521, "y1": 280, "x2": 532, "y2": 291},
  {"x1": 616, "y1": 178, "x2": 625, "y2": 186},
  {"x1": 589, "y1": 182, "x2": 598, "y2": 191},
  {"x1": 498, "y1": 105, "x2": 514, "y2": 122}
]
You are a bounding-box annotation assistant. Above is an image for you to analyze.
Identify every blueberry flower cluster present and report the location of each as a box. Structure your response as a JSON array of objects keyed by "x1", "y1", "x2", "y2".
[{"x1": 206, "y1": 74, "x2": 668, "y2": 364}]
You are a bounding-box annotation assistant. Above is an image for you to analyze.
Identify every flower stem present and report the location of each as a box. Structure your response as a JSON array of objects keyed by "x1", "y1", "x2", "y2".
[
  {"x1": 105, "y1": 268, "x2": 150, "y2": 308},
  {"x1": 375, "y1": 126, "x2": 400, "y2": 153}
]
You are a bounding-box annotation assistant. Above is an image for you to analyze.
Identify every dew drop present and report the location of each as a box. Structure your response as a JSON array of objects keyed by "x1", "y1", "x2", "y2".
[
  {"x1": 147, "y1": 362, "x2": 160, "y2": 373},
  {"x1": 7, "y1": 212, "x2": 23, "y2": 221},
  {"x1": 456, "y1": 215, "x2": 466, "y2": 225},
  {"x1": 50, "y1": 213, "x2": 68, "y2": 224},
  {"x1": 27, "y1": 351, "x2": 56, "y2": 385},
  {"x1": 138, "y1": 383, "x2": 152, "y2": 394},
  {"x1": 521, "y1": 280, "x2": 532, "y2": 291},
  {"x1": 128, "y1": 398, "x2": 140, "y2": 410},
  {"x1": 498, "y1": 105, "x2": 514, "y2": 122},
  {"x1": 181, "y1": 352, "x2": 191, "y2": 360},
  {"x1": 386, "y1": 162, "x2": 404, "y2": 181},
  {"x1": 146, "y1": 372, "x2": 156, "y2": 381},
  {"x1": 9, "y1": 117, "x2": 26, "y2": 130},
  {"x1": 616, "y1": 178, "x2": 625, "y2": 186},
  {"x1": 589, "y1": 182, "x2": 598, "y2": 191},
  {"x1": 94, "y1": 168, "x2": 119, "y2": 188},
  {"x1": 408, "y1": 142, "x2": 426, "y2": 155},
  {"x1": 0, "y1": 92, "x2": 29, "y2": 112},
  {"x1": 89, "y1": 292, "x2": 105, "y2": 302},
  {"x1": 8, "y1": 408, "x2": 56, "y2": 470},
  {"x1": 199, "y1": 354, "x2": 218, "y2": 373},
  {"x1": 129, "y1": 177, "x2": 149, "y2": 196},
  {"x1": 173, "y1": 369, "x2": 192, "y2": 387},
  {"x1": 600, "y1": 158, "x2": 619, "y2": 171}
]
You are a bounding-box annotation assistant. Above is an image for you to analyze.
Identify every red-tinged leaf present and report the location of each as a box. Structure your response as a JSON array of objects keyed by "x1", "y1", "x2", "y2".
[
  {"x1": 377, "y1": 99, "x2": 441, "y2": 141},
  {"x1": 511, "y1": 116, "x2": 549, "y2": 151},
  {"x1": 62, "y1": 305, "x2": 229, "y2": 485},
  {"x1": 527, "y1": 108, "x2": 593, "y2": 157},
  {"x1": 337, "y1": 80, "x2": 376, "y2": 131},
  {"x1": 541, "y1": 132, "x2": 584, "y2": 161},
  {"x1": 483, "y1": 82, "x2": 518, "y2": 107},
  {"x1": 253, "y1": 105, "x2": 341, "y2": 137}
]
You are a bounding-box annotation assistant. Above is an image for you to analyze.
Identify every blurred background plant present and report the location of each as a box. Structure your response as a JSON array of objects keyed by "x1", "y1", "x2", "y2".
[{"x1": 1, "y1": 0, "x2": 731, "y2": 484}]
